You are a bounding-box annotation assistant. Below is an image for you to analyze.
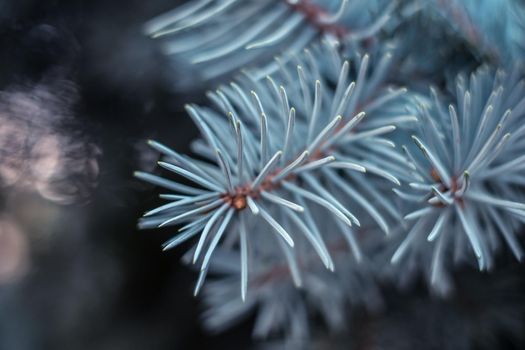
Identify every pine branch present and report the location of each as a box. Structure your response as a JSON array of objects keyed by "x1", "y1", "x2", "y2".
[
  {"x1": 143, "y1": 0, "x2": 396, "y2": 88},
  {"x1": 391, "y1": 65, "x2": 525, "y2": 292},
  {"x1": 136, "y1": 41, "x2": 410, "y2": 299}
]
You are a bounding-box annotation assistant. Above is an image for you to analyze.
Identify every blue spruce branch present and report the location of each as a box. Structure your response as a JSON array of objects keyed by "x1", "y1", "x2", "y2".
[
  {"x1": 144, "y1": 0, "x2": 396, "y2": 88},
  {"x1": 136, "y1": 41, "x2": 410, "y2": 301}
]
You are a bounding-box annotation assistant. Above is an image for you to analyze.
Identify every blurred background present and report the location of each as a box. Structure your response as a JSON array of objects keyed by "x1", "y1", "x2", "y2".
[{"x1": 0, "y1": 0, "x2": 524, "y2": 349}]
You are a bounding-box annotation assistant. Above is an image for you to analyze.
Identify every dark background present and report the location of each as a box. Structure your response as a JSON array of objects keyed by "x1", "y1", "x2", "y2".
[
  {"x1": 0, "y1": 0, "x2": 253, "y2": 348},
  {"x1": 0, "y1": 1, "x2": 524, "y2": 349}
]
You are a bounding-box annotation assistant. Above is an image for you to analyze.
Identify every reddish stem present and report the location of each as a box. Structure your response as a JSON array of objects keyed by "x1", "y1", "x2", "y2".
[{"x1": 287, "y1": 0, "x2": 348, "y2": 39}]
